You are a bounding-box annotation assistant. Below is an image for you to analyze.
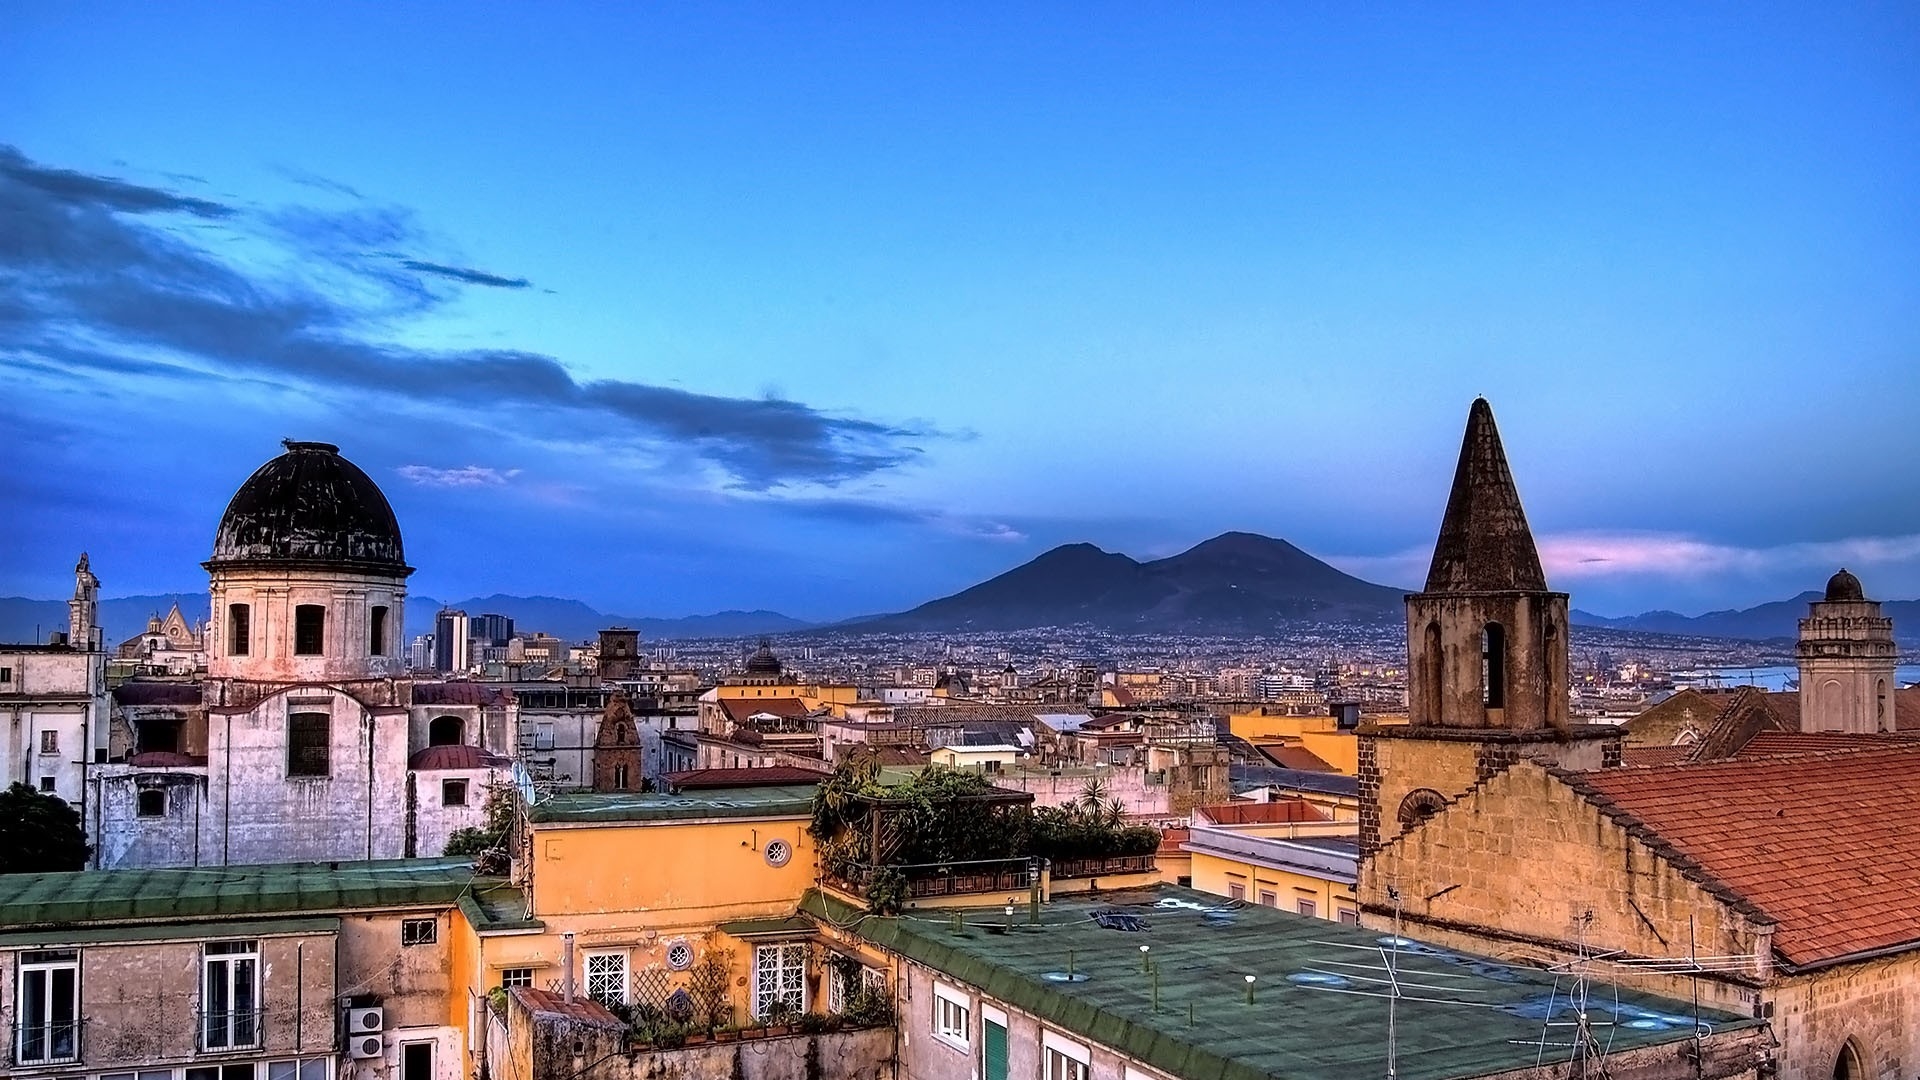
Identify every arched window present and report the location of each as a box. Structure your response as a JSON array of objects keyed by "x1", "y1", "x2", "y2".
[
  {"x1": 1422, "y1": 621, "x2": 1443, "y2": 722},
  {"x1": 429, "y1": 715, "x2": 464, "y2": 747},
  {"x1": 1833, "y1": 1037, "x2": 1864, "y2": 1080},
  {"x1": 1877, "y1": 679, "x2": 1889, "y2": 732},
  {"x1": 1481, "y1": 623, "x2": 1506, "y2": 709},
  {"x1": 1398, "y1": 789, "x2": 1448, "y2": 830}
]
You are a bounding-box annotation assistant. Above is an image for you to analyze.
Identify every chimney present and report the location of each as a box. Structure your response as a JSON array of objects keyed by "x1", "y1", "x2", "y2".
[{"x1": 561, "y1": 932, "x2": 576, "y2": 1003}]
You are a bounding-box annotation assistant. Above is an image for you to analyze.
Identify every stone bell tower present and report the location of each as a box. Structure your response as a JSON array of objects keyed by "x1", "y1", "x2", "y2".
[
  {"x1": 1797, "y1": 569, "x2": 1897, "y2": 734},
  {"x1": 1358, "y1": 399, "x2": 1620, "y2": 855}
]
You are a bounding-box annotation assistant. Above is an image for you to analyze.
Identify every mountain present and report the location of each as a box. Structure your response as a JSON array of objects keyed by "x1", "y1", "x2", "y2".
[
  {"x1": 1573, "y1": 594, "x2": 1920, "y2": 644},
  {"x1": 404, "y1": 595, "x2": 813, "y2": 643},
  {"x1": 0, "y1": 594, "x2": 208, "y2": 648},
  {"x1": 847, "y1": 531, "x2": 1409, "y2": 633}
]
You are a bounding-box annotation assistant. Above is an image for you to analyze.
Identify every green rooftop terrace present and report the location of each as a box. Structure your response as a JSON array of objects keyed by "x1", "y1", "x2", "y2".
[
  {"x1": 0, "y1": 857, "x2": 525, "y2": 931},
  {"x1": 804, "y1": 885, "x2": 1760, "y2": 1080},
  {"x1": 528, "y1": 784, "x2": 818, "y2": 824}
]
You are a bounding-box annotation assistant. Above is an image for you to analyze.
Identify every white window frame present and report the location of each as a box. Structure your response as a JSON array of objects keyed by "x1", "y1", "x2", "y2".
[
  {"x1": 1043, "y1": 1030, "x2": 1092, "y2": 1080},
  {"x1": 932, "y1": 982, "x2": 971, "y2": 1051},
  {"x1": 267, "y1": 1058, "x2": 334, "y2": 1080},
  {"x1": 584, "y1": 951, "x2": 628, "y2": 1005},
  {"x1": 202, "y1": 940, "x2": 262, "y2": 1051},
  {"x1": 15, "y1": 949, "x2": 80, "y2": 1065},
  {"x1": 500, "y1": 967, "x2": 534, "y2": 988},
  {"x1": 752, "y1": 942, "x2": 807, "y2": 1019}
]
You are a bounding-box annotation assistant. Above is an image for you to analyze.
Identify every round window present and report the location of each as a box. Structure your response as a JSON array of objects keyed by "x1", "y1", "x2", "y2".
[
  {"x1": 764, "y1": 839, "x2": 793, "y2": 868},
  {"x1": 666, "y1": 941, "x2": 694, "y2": 971}
]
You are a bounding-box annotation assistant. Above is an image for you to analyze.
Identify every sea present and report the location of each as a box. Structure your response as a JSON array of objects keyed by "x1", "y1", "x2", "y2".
[{"x1": 1672, "y1": 664, "x2": 1920, "y2": 693}]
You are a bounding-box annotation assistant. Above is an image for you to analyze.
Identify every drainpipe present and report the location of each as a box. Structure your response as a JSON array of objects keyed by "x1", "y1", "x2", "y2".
[{"x1": 562, "y1": 933, "x2": 576, "y2": 1003}]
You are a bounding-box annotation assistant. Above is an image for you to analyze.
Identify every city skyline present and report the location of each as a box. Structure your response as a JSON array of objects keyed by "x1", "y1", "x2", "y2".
[{"x1": 5, "y1": 5, "x2": 1919, "y2": 618}]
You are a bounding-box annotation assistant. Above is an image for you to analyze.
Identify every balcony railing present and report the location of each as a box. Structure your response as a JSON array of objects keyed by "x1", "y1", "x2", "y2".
[
  {"x1": 13, "y1": 1020, "x2": 83, "y2": 1066},
  {"x1": 199, "y1": 1009, "x2": 264, "y2": 1053},
  {"x1": 1048, "y1": 854, "x2": 1157, "y2": 880},
  {"x1": 829, "y1": 858, "x2": 1038, "y2": 900}
]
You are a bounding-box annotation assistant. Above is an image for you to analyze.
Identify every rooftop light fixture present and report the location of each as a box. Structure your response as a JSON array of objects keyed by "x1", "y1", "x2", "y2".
[{"x1": 1244, "y1": 973, "x2": 1257, "y2": 1005}]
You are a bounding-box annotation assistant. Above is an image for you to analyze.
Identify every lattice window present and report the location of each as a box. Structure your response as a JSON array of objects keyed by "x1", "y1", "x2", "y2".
[
  {"x1": 585, "y1": 953, "x2": 627, "y2": 1005},
  {"x1": 753, "y1": 943, "x2": 806, "y2": 1019}
]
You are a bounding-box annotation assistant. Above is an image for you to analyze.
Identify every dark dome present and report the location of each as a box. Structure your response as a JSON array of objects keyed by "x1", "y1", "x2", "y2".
[
  {"x1": 206, "y1": 440, "x2": 410, "y2": 575},
  {"x1": 744, "y1": 639, "x2": 783, "y2": 676},
  {"x1": 1825, "y1": 568, "x2": 1865, "y2": 602}
]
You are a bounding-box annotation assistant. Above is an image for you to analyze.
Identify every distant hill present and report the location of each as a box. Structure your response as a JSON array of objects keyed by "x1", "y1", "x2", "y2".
[
  {"x1": 1573, "y1": 593, "x2": 1920, "y2": 645},
  {"x1": 845, "y1": 531, "x2": 1410, "y2": 633},
  {"x1": 0, "y1": 594, "x2": 208, "y2": 648},
  {"x1": 0, "y1": 592, "x2": 808, "y2": 648}
]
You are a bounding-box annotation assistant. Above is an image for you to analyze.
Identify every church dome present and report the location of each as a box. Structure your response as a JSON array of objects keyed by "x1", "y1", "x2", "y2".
[
  {"x1": 1824, "y1": 568, "x2": 1865, "y2": 603},
  {"x1": 207, "y1": 440, "x2": 410, "y2": 575},
  {"x1": 744, "y1": 639, "x2": 784, "y2": 676}
]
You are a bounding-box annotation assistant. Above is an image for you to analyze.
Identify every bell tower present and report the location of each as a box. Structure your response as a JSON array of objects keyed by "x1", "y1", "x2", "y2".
[
  {"x1": 1359, "y1": 399, "x2": 1620, "y2": 855},
  {"x1": 1797, "y1": 569, "x2": 1897, "y2": 734}
]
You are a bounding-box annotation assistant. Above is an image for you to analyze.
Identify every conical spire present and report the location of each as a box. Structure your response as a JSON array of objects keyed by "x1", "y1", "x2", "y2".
[{"x1": 1423, "y1": 398, "x2": 1547, "y2": 593}]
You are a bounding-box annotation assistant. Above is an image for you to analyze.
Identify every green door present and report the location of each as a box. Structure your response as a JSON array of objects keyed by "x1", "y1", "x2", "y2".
[{"x1": 982, "y1": 1017, "x2": 1009, "y2": 1080}]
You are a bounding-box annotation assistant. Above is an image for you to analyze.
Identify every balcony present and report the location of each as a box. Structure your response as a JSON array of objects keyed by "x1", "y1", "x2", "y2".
[
  {"x1": 198, "y1": 1010, "x2": 264, "y2": 1053},
  {"x1": 1048, "y1": 853, "x2": 1157, "y2": 880},
  {"x1": 12, "y1": 1020, "x2": 83, "y2": 1067},
  {"x1": 828, "y1": 857, "x2": 1038, "y2": 902}
]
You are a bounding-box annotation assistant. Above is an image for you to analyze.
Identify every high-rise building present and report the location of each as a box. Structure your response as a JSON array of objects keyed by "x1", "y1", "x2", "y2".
[
  {"x1": 434, "y1": 608, "x2": 469, "y2": 672},
  {"x1": 408, "y1": 634, "x2": 434, "y2": 671},
  {"x1": 470, "y1": 612, "x2": 515, "y2": 647}
]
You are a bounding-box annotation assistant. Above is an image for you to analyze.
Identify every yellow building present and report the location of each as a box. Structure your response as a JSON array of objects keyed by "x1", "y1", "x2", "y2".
[
  {"x1": 1183, "y1": 825, "x2": 1360, "y2": 924},
  {"x1": 1225, "y1": 708, "x2": 1360, "y2": 775}
]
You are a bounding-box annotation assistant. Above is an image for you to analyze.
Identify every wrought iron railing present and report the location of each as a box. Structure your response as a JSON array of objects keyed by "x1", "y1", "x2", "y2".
[
  {"x1": 198, "y1": 1009, "x2": 264, "y2": 1053},
  {"x1": 1048, "y1": 854, "x2": 1157, "y2": 880},
  {"x1": 829, "y1": 857, "x2": 1038, "y2": 899},
  {"x1": 12, "y1": 1020, "x2": 83, "y2": 1066}
]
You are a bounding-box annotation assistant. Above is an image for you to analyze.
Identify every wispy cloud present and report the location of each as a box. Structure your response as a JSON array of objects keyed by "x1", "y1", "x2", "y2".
[
  {"x1": 0, "y1": 145, "x2": 942, "y2": 490},
  {"x1": 396, "y1": 464, "x2": 522, "y2": 488}
]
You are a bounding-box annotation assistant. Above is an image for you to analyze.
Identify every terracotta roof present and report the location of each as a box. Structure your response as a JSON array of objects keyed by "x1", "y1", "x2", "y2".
[
  {"x1": 407, "y1": 745, "x2": 511, "y2": 771},
  {"x1": 1732, "y1": 731, "x2": 1920, "y2": 759},
  {"x1": 1619, "y1": 746, "x2": 1693, "y2": 767},
  {"x1": 719, "y1": 697, "x2": 811, "y2": 725},
  {"x1": 414, "y1": 682, "x2": 512, "y2": 706},
  {"x1": 663, "y1": 765, "x2": 828, "y2": 791},
  {"x1": 1573, "y1": 746, "x2": 1920, "y2": 969},
  {"x1": 1157, "y1": 826, "x2": 1191, "y2": 856},
  {"x1": 511, "y1": 987, "x2": 621, "y2": 1027},
  {"x1": 1254, "y1": 743, "x2": 1337, "y2": 773},
  {"x1": 1193, "y1": 799, "x2": 1329, "y2": 826}
]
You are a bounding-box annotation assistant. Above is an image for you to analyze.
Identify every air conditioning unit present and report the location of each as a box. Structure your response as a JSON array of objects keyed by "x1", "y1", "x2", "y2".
[
  {"x1": 348, "y1": 1006, "x2": 384, "y2": 1034},
  {"x1": 349, "y1": 1034, "x2": 385, "y2": 1060}
]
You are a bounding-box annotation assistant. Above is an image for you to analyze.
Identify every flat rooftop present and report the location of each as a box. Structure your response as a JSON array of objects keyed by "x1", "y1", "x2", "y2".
[
  {"x1": 527, "y1": 784, "x2": 819, "y2": 824},
  {"x1": 0, "y1": 858, "x2": 524, "y2": 930},
  {"x1": 806, "y1": 885, "x2": 1757, "y2": 1080}
]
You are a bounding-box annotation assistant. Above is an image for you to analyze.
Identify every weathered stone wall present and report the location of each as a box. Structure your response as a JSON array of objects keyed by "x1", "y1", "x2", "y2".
[
  {"x1": 1405, "y1": 590, "x2": 1570, "y2": 732},
  {"x1": 1359, "y1": 729, "x2": 1614, "y2": 854},
  {"x1": 93, "y1": 767, "x2": 207, "y2": 868},
  {"x1": 597, "y1": 1029, "x2": 894, "y2": 1080},
  {"x1": 1770, "y1": 951, "x2": 1920, "y2": 1080}
]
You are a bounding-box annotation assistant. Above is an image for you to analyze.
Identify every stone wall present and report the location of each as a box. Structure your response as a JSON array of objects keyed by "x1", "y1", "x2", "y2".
[{"x1": 1770, "y1": 951, "x2": 1920, "y2": 1080}]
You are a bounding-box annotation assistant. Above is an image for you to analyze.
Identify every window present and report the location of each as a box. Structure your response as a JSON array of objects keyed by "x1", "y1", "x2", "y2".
[
  {"x1": 585, "y1": 952, "x2": 627, "y2": 1005},
  {"x1": 933, "y1": 983, "x2": 971, "y2": 1049},
  {"x1": 1043, "y1": 1032, "x2": 1091, "y2": 1080},
  {"x1": 1339, "y1": 907, "x2": 1361, "y2": 927},
  {"x1": 202, "y1": 940, "x2": 261, "y2": 1050},
  {"x1": 288, "y1": 713, "x2": 330, "y2": 776},
  {"x1": 15, "y1": 949, "x2": 79, "y2": 1065},
  {"x1": 0, "y1": 666, "x2": 11, "y2": 683},
  {"x1": 981, "y1": 1006, "x2": 1009, "y2": 1080},
  {"x1": 429, "y1": 715, "x2": 463, "y2": 747},
  {"x1": 1226, "y1": 880, "x2": 1246, "y2": 901},
  {"x1": 369, "y1": 606, "x2": 389, "y2": 656},
  {"x1": 39, "y1": 730, "x2": 58, "y2": 755},
  {"x1": 612, "y1": 764, "x2": 630, "y2": 789},
  {"x1": 138, "y1": 788, "x2": 167, "y2": 817},
  {"x1": 293, "y1": 605, "x2": 325, "y2": 656},
  {"x1": 228, "y1": 604, "x2": 251, "y2": 656},
  {"x1": 39, "y1": 776, "x2": 55, "y2": 792},
  {"x1": 1481, "y1": 623, "x2": 1506, "y2": 709},
  {"x1": 401, "y1": 918, "x2": 437, "y2": 946},
  {"x1": 533, "y1": 722, "x2": 555, "y2": 750},
  {"x1": 1296, "y1": 898, "x2": 1318, "y2": 918},
  {"x1": 1257, "y1": 890, "x2": 1277, "y2": 908},
  {"x1": 442, "y1": 779, "x2": 468, "y2": 807},
  {"x1": 667, "y1": 941, "x2": 695, "y2": 971},
  {"x1": 188, "y1": 1066, "x2": 256, "y2": 1080},
  {"x1": 401, "y1": 1042, "x2": 432, "y2": 1080},
  {"x1": 752, "y1": 942, "x2": 806, "y2": 1018},
  {"x1": 268, "y1": 1059, "x2": 331, "y2": 1080},
  {"x1": 500, "y1": 967, "x2": 534, "y2": 988}
]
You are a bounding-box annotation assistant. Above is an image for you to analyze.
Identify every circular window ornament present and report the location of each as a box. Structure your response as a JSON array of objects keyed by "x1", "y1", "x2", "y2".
[
  {"x1": 764, "y1": 839, "x2": 793, "y2": 868},
  {"x1": 666, "y1": 940, "x2": 694, "y2": 971}
]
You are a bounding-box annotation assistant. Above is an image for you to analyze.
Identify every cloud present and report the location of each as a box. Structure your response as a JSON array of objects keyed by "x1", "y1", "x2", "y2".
[
  {"x1": 396, "y1": 464, "x2": 522, "y2": 488},
  {"x1": 399, "y1": 259, "x2": 531, "y2": 289},
  {"x1": 0, "y1": 145, "x2": 940, "y2": 490}
]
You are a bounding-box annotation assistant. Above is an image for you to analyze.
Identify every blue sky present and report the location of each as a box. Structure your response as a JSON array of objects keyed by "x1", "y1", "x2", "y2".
[{"x1": 3, "y1": 3, "x2": 1918, "y2": 619}]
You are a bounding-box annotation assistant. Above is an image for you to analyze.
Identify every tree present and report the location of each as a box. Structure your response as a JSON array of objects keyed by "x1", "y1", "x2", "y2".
[
  {"x1": 443, "y1": 781, "x2": 517, "y2": 858},
  {"x1": 0, "y1": 783, "x2": 92, "y2": 873}
]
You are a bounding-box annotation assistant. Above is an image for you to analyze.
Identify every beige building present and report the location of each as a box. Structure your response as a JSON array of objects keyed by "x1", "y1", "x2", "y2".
[{"x1": 1, "y1": 556, "x2": 107, "y2": 810}]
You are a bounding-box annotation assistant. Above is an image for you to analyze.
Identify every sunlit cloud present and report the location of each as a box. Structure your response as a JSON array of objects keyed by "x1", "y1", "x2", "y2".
[{"x1": 396, "y1": 464, "x2": 522, "y2": 488}]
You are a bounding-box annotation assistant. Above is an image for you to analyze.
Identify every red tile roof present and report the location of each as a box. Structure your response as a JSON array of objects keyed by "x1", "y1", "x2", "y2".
[
  {"x1": 719, "y1": 697, "x2": 812, "y2": 725},
  {"x1": 663, "y1": 765, "x2": 828, "y2": 791},
  {"x1": 1732, "y1": 731, "x2": 1920, "y2": 759},
  {"x1": 414, "y1": 682, "x2": 513, "y2": 706},
  {"x1": 1193, "y1": 799, "x2": 1329, "y2": 826},
  {"x1": 512, "y1": 987, "x2": 622, "y2": 1026},
  {"x1": 1157, "y1": 826, "x2": 1191, "y2": 856},
  {"x1": 407, "y1": 745, "x2": 511, "y2": 771},
  {"x1": 1572, "y1": 745, "x2": 1920, "y2": 969}
]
